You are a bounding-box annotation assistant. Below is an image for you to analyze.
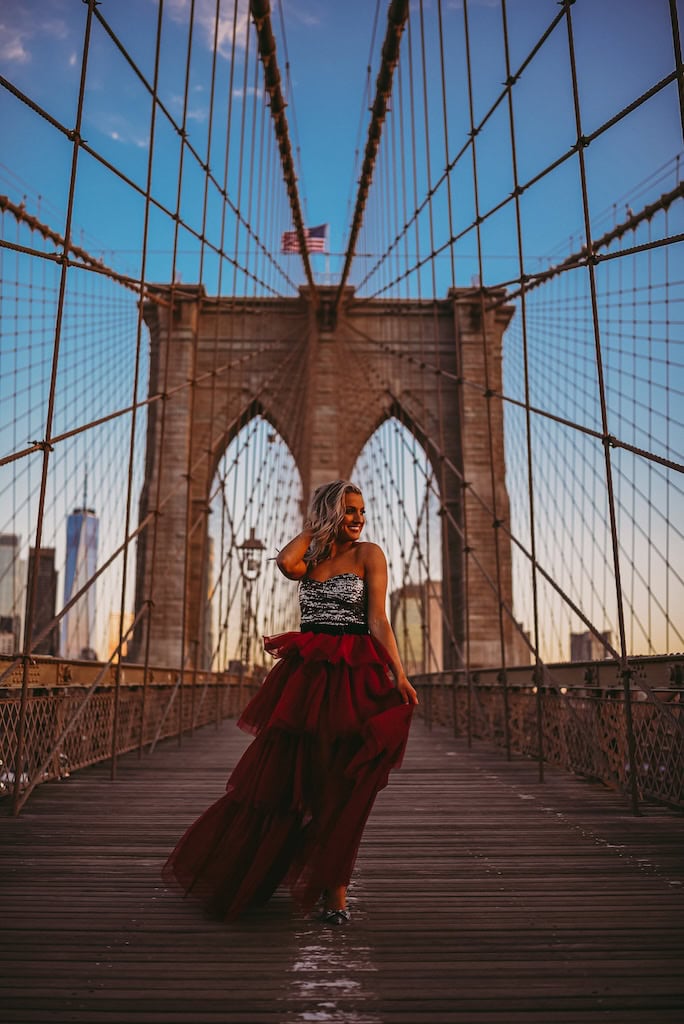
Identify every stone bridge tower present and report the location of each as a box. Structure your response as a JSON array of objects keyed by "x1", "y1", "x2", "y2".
[{"x1": 130, "y1": 285, "x2": 528, "y2": 671}]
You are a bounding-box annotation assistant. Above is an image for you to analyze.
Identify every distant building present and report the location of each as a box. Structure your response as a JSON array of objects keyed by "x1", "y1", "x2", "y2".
[
  {"x1": 26, "y1": 548, "x2": 59, "y2": 655},
  {"x1": 0, "y1": 616, "x2": 20, "y2": 656},
  {"x1": 0, "y1": 534, "x2": 26, "y2": 653},
  {"x1": 61, "y1": 508, "x2": 99, "y2": 660},
  {"x1": 570, "y1": 630, "x2": 612, "y2": 662},
  {"x1": 391, "y1": 581, "x2": 443, "y2": 675},
  {"x1": 107, "y1": 611, "x2": 134, "y2": 661}
]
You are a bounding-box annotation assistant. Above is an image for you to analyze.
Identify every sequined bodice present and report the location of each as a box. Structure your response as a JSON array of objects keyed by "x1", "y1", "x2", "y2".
[{"x1": 299, "y1": 573, "x2": 367, "y2": 630}]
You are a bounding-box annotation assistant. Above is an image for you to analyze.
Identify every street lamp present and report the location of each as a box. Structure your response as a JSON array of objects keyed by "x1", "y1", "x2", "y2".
[{"x1": 237, "y1": 526, "x2": 266, "y2": 667}]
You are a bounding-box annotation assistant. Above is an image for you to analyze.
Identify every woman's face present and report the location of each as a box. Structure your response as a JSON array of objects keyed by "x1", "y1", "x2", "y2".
[{"x1": 338, "y1": 491, "x2": 365, "y2": 544}]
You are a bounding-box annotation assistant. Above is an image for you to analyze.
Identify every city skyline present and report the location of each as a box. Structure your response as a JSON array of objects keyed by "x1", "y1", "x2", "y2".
[{"x1": 0, "y1": 506, "x2": 101, "y2": 661}]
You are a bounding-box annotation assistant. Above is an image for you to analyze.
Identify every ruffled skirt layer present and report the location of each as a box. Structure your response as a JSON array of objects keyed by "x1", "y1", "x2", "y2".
[{"x1": 162, "y1": 631, "x2": 413, "y2": 919}]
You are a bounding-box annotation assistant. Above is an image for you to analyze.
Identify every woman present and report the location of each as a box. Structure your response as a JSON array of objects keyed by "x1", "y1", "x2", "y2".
[{"x1": 162, "y1": 479, "x2": 418, "y2": 925}]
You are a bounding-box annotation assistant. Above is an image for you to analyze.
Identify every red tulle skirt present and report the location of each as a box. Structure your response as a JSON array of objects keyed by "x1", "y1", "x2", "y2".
[{"x1": 162, "y1": 630, "x2": 413, "y2": 919}]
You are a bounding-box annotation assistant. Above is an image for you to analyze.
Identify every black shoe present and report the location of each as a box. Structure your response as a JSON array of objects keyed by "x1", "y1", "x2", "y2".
[{"x1": 320, "y1": 908, "x2": 351, "y2": 926}]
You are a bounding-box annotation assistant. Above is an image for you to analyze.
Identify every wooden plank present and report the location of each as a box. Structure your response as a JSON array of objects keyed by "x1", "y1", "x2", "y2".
[{"x1": 1, "y1": 720, "x2": 683, "y2": 1023}]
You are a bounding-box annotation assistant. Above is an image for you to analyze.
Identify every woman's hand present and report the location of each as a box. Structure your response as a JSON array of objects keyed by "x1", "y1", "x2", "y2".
[{"x1": 396, "y1": 674, "x2": 419, "y2": 705}]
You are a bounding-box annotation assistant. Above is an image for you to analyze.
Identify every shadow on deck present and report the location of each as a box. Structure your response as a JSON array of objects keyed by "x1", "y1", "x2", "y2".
[{"x1": 1, "y1": 719, "x2": 683, "y2": 1023}]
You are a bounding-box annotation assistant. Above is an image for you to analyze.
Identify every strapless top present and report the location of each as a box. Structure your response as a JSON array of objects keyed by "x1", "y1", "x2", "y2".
[{"x1": 299, "y1": 573, "x2": 368, "y2": 634}]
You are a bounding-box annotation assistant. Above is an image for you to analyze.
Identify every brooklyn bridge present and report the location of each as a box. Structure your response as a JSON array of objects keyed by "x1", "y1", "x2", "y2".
[{"x1": 1, "y1": 0, "x2": 683, "y2": 1020}]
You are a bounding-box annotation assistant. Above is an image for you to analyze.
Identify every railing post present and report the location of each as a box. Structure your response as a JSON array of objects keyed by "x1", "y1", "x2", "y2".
[
  {"x1": 533, "y1": 662, "x2": 544, "y2": 783},
  {"x1": 621, "y1": 666, "x2": 641, "y2": 815},
  {"x1": 498, "y1": 667, "x2": 511, "y2": 761},
  {"x1": 467, "y1": 671, "x2": 477, "y2": 749}
]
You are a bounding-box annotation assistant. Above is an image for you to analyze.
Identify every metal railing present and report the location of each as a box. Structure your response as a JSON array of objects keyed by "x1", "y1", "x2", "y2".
[
  {"x1": 3, "y1": 652, "x2": 682, "y2": 814},
  {"x1": 413, "y1": 655, "x2": 684, "y2": 811},
  {"x1": 0, "y1": 656, "x2": 262, "y2": 811}
]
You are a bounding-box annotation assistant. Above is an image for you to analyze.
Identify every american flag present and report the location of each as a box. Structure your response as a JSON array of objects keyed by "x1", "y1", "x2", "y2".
[{"x1": 281, "y1": 224, "x2": 328, "y2": 254}]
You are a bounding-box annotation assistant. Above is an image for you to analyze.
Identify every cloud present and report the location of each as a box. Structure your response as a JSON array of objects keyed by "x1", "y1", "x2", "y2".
[
  {"x1": 164, "y1": 0, "x2": 190, "y2": 17},
  {"x1": 0, "y1": 11, "x2": 73, "y2": 66},
  {"x1": 168, "y1": 93, "x2": 208, "y2": 120},
  {"x1": 163, "y1": 0, "x2": 252, "y2": 57},
  {"x1": 232, "y1": 85, "x2": 260, "y2": 100},
  {"x1": 215, "y1": 10, "x2": 251, "y2": 57},
  {"x1": 161, "y1": 0, "x2": 318, "y2": 59},
  {"x1": 447, "y1": 0, "x2": 500, "y2": 8},
  {"x1": 43, "y1": 18, "x2": 69, "y2": 40},
  {"x1": 69, "y1": 52, "x2": 77, "y2": 67},
  {"x1": 109, "y1": 129, "x2": 149, "y2": 150},
  {"x1": 97, "y1": 112, "x2": 149, "y2": 150},
  {"x1": 285, "y1": 2, "x2": 320, "y2": 28},
  {"x1": 0, "y1": 25, "x2": 31, "y2": 63}
]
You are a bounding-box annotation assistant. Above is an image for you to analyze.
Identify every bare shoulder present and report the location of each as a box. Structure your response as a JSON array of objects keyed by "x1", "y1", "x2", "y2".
[{"x1": 357, "y1": 542, "x2": 387, "y2": 572}]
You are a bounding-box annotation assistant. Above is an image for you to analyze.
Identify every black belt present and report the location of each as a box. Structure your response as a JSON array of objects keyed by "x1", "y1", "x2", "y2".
[{"x1": 300, "y1": 622, "x2": 369, "y2": 636}]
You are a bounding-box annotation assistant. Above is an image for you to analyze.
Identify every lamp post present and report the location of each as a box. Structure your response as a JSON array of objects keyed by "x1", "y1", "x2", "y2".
[{"x1": 237, "y1": 526, "x2": 266, "y2": 668}]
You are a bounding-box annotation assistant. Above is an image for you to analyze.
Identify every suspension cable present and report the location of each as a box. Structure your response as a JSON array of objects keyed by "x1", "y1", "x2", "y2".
[
  {"x1": 335, "y1": 0, "x2": 410, "y2": 311},
  {"x1": 249, "y1": 0, "x2": 316, "y2": 297}
]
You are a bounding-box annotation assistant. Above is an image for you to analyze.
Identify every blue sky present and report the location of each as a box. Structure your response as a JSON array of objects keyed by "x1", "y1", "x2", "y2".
[
  {"x1": 1, "y1": 0, "x2": 682, "y2": 660},
  {"x1": 1, "y1": 0, "x2": 680, "y2": 287}
]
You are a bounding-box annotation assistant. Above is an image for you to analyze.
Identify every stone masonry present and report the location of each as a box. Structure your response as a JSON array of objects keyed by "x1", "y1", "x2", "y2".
[{"x1": 129, "y1": 285, "x2": 529, "y2": 671}]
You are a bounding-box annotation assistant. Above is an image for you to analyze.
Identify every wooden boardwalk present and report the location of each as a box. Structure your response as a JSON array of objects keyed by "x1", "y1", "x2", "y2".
[{"x1": 1, "y1": 718, "x2": 683, "y2": 1023}]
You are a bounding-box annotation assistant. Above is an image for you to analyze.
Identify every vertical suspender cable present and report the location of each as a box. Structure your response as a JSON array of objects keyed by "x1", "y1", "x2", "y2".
[
  {"x1": 175, "y1": 0, "x2": 200, "y2": 747},
  {"x1": 231, "y1": 15, "x2": 253, "y2": 299},
  {"x1": 420, "y1": 0, "x2": 457, "y2": 674},
  {"x1": 436, "y1": 0, "x2": 455, "y2": 287},
  {"x1": 187, "y1": 0, "x2": 226, "y2": 734},
  {"x1": 462, "y1": 0, "x2": 511, "y2": 759},
  {"x1": 335, "y1": 0, "x2": 409, "y2": 312},
  {"x1": 140, "y1": 14, "x2": 189, "y2": 755},
  {"x1": 249, "y1": 0, "x2": 317, "y2": 299},
  {"x1": 437, "y1": 0, "x2": 469, "y2": 736},
  {"x1": 112, "y1": 0, "x2": 165, "y2": 773},
  {"x1": 563, "y1": 0, "x2": 639, "y2": 813},
  {"x1": 12, "y1": 0, "x2": 97, "y2": 815},
  {"x1": 669, "y1": 0, "x2": 684, "y2": 143},
  {"x1": 215, "y1": 0, "x2": 245, "y2": 690},
  {"x1": 664, "y1": 205, "x2": 671, "y2": 652},
  {"x1": 501, "y1": 0, "x2": 545, "y2": 780}
]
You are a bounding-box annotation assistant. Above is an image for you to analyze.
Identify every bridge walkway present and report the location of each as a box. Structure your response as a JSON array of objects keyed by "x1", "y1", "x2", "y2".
[{"x1": 1, "y1": 719, "x2": 683, "y2": 1023}]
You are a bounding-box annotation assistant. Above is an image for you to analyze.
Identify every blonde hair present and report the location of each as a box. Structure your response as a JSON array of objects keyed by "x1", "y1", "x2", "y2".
[{"x1": 304, "y1": 479, "x2": 363, "y2": 567}]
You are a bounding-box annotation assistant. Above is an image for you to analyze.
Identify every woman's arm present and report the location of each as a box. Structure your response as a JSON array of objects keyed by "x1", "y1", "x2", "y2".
[
  {"x1": 365, "y1": 544, "x2": 419, "y2": 705},
  {"x1": 276, "y1": 528, "x2": 312, "y2": 580}
]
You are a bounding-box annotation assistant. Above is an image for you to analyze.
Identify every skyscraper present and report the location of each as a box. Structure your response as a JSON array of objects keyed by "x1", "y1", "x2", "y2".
[
  {"x1": 0, "y1": 534, "x2": 25, "y2": 654},
  {"x1": 26, "y1": 547, "x2": 59, "y2": 656},
  {"x1": 61, "y1": 508, "x2": 99, "y2": 660}
]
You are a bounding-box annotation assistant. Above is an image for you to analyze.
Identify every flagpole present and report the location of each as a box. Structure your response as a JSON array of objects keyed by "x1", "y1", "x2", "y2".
[{"x1": 326, "y1": 225, "x2": 330, "y2": 285}]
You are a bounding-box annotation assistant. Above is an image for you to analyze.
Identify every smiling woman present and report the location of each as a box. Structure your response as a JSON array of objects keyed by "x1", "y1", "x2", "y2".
[
  {"x1": 162, "y1": 478, "x2": 417, "y2": 926},
  {"x1": 294, "y1": 480, "x2": 366, "y2": 569}
]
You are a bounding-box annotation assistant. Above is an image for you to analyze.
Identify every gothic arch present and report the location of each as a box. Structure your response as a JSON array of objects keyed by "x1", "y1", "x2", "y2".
[
  {"x1": 132, "y1": 285, "x2": 527, "y2": 670},
  {"x1": 349, "y1": 398, "x2": 445, "y2": 498},
  {"x1": 207, "y1": 398, "x2": 303, "y2": 503}
]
